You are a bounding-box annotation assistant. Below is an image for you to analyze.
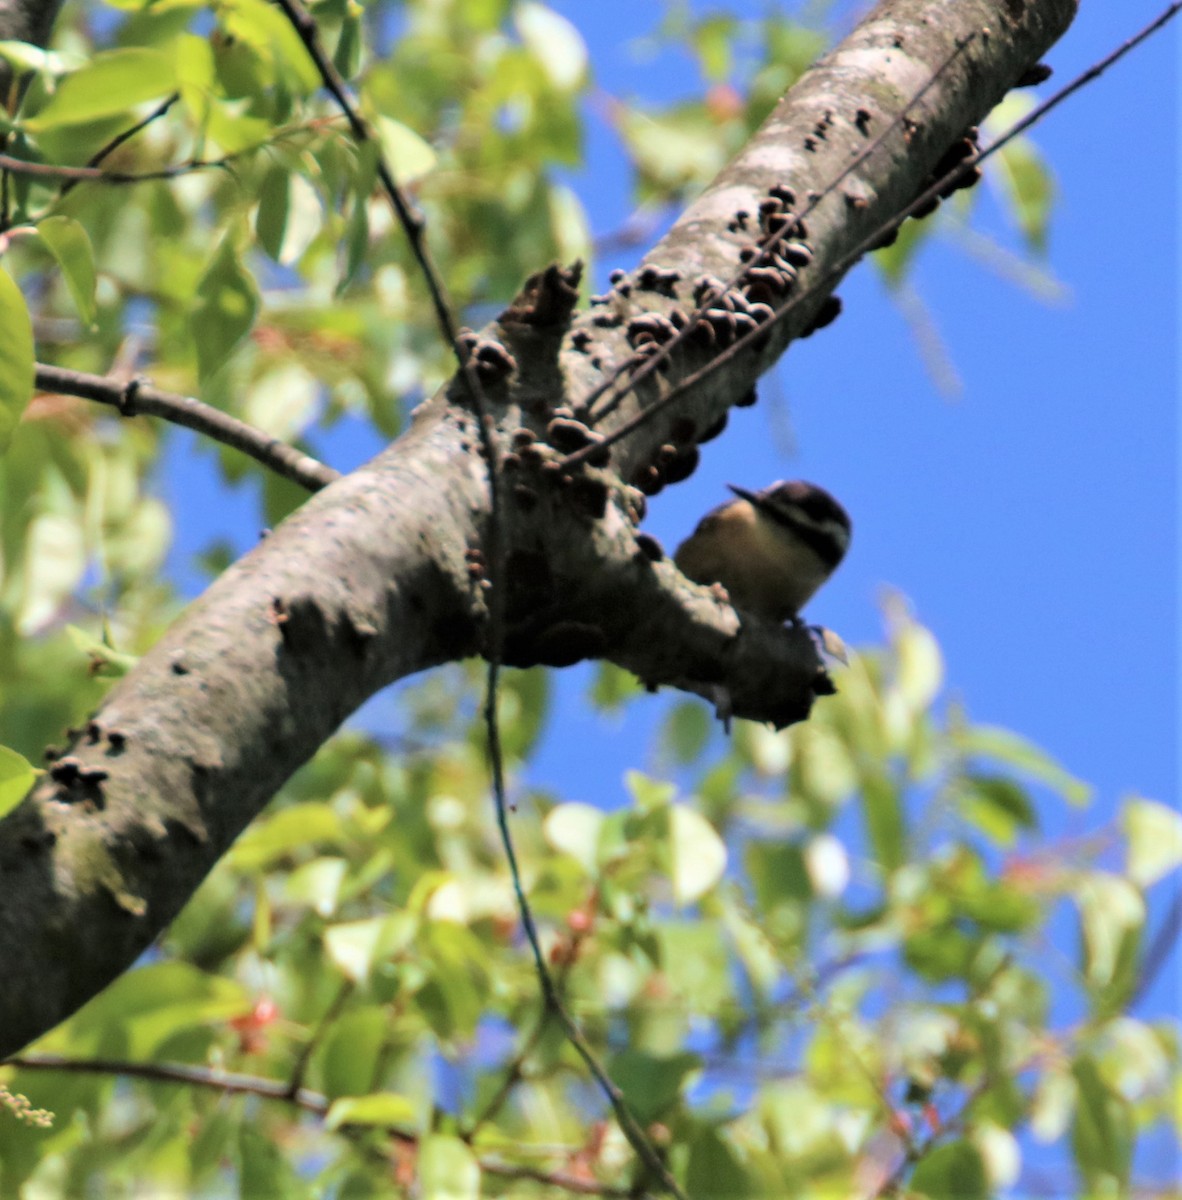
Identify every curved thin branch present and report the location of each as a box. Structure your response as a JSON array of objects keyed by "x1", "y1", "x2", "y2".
[
  {"x1": 487, "y1": 695, "x2": 684, "y2": 1197},
  {"x1": 34, "y1": 363, "x2": 340, "y2": 492},
  {"x1": 5, "y1": 1053, "x2": 637, "y2": 1197}
]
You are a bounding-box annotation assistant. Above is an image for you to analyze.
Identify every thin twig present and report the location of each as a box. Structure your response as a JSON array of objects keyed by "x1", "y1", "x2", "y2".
[
  {"x1": 5, "y1": 1053, "x2": 334, "y2": 1115},
  {"x1": 577, "y1": 35, "x2": 975, "y2": 425},
  {"x1": 561, "y1": 2, "x2": 1182, "y2": 472},
  {"x1": 5, "y1": 1053, "x2": 635, "y2": 1196},
  {"x1": 268, "y1": 0, "x2": 461, "y2": 359},
  {"x1": 59, "y1": 93, "x2": 181, "y2": 197},
  {"x1": 34, "y1": 363, "x2": 339, "y2": 492},
  {"x1": 1, "y1": 151, "x2": 236, "y2": 184},
  {"x1": 1132, "y1": 886, "x2": 1182, "y2": 1012},
  {"x1": 287, "y1": 979, "x2": 354, "y2": 1098},
  {"x1": 464, "y1": 912, "x2": 592, "y2": 1134},
  {"x1": 484, "y1": 689, "x2": 686, "y2": 1199}
]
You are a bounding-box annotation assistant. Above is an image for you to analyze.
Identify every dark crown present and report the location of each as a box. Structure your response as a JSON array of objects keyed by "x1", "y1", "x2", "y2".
[{"x1": 728, "y1": 479, "x2": 852, "y2": 566}]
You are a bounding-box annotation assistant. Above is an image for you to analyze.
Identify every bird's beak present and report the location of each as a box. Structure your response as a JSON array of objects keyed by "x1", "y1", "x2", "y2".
[{"x1": 726, "y1": 483, "x2": 761, "y2": 506}]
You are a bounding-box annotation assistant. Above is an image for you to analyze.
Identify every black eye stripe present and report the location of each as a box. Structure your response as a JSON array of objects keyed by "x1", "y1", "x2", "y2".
[{"x1": 759, "y1": 503, "x2": 848, "y2": 566}]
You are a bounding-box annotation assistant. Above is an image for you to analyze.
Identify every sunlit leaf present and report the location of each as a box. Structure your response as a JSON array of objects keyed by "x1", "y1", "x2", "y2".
[
  {"x1": 1075, "y1": 871, "x2": 1144, "y2": 1010},
  {"x1": 18, "y1": 511, "x2": 85, "y2": 634},
  {"x1": 418, "y1": 1135, "x2": 480, "y2": 1198},
  {"x1": 324, "y1": 913, "x2": 416, "y2": 983},
  {"x1": 0, "y1": 746, "x2": 36, "y2": 818},
  {"x1": 25, "y1": 48, "x2": 176, "y2": 130},
  {"x1": 668, "y1": 805, "x2": 727, "y2": 905},
  {"x1": 985, "y1": 97, "x2": 1054, "y2": 253},
  {"x1": 515, "y1": 3, "x2": 587, "y2": 91},
  {"x1": 892, "y1": 616, "x2": 943, "y2": 711},
  {"x1": 0, "y1": 266, "x2": 34, "y2": 452},
  {"x1": 1122, "y1": 796, "x2": 1182, "y2": 888},
  {"x1": 543, "y1": 801, "x2": 603, "y2": 876},
  {"x1": 283, "y1": 856, "x2": 348, "y2": 916},
  {"x1": 375, "y1": 116, "x2": 437, "y2": 185},
  {"x1": 326, "y1": 1092, "x2": 418, "y2": 1130},
  {"x1": 36, "y1": 216, "x2": 96, "y2": 325},
  {"x1": 65, "y1": 624, "x2": 139, "y2": 677},
  {"x1": 0, "y1": 40, "x2": 70, "y2": 77}
]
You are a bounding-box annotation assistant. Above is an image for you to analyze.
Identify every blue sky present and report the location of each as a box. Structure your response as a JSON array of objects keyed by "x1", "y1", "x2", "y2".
[{"x1": 159, "y1": 0, "x2": 1178, "y2": 1182}]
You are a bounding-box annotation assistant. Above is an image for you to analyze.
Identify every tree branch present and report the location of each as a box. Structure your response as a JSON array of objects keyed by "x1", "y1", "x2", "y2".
[
  {"x1": 5, "y1": 1053, "x2": 637, "y2": 1196},
  {"x1": 0, "y1": 0, "x2": 1080, "y2": 1058},
  {"x1": 34, "y1": 363, "x2": 340, "y2": 492}
]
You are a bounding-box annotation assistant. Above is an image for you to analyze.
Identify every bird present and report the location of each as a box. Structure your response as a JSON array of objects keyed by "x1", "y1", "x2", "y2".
[{"x1": 673, "y1": 480, "x2": 851, "y2": 622}]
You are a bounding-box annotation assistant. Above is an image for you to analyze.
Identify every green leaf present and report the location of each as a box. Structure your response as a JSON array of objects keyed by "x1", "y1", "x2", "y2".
[
  {"x1": 515, "y1": 3, "x2": 587, "y2": 91},
  {"x1": 254, "y1": 166, "x2": 290, "y2": 262},
  {"x1": 668, "y1": 805, "x2": 727, "y2": 905},
  {"x1": 239, "y1": 1125, "x2": 301, "y2": 1199},
  {"x1": 229, "y1": 802, "x2": 344, "y2": 870},
  {"x1": 25, "y1": 48, "x2": 176, "y2": 130},
  {"x1": 0, "y1": 40, "x2": 69, "y2": 78},
  {"x1": 36, "y1": 216, "x2": 96, "y2": 325},
  {"x1": 686, "y1": 1126, "x2": 753, "y2": 1198},
  {"x1": 616, "y1": 104, "x2": 727, "y2": 198},
  {"x1": 624, "y1": 770, "x2": 676, "y2": 812},
  {"x1": 910, "y1": 1140, "x2": 988, "y2": 1200},
  {"x1": 661, "y1": 700, "x2": 713, "y2": 765},
  {"x1": 62, "y1": 962, "x2": 249, "y2": 1058},
  {"x1": 609, "y1": 1049, "x2": 699, "y2": 1121},
  {"x1": 721, "y1": 891, "x2": 780, "y2": 996},
  {"x1": 691, "y1": 15, "x2": 738, "y2": 82},
  {"x1": 0, "y1": 265, "x2": 33, "y2": 452},
  {"x1": 873, "y1": 215, "x2": 928, "y2": 285},
  {"x1": 375, "y1": 116, "x2": 437, "y2": 185},
  {"x1": 904, "y1": 925, "x2": 980, "y2": 983},
  {"x1": 862, "y1": 771, "x2": 905, "y2": 872},
  {"x1": 65, "y1": 624, "x2": 139, "y2": 677},
  {"x1": 589, "y1": 662, "x2": 644, "y2": 712},
  {"x1": 959, "y1": 773, "x2": 1038, "y2": 846},
  {"x1": 192, "y1": 235, "x2": 259, "y2": 381},
  {"x1": 955, "y1": 723, "x2": 1090, "y2": 805},
  {"x1": 418, "y1": 1135, "x2": 479, "y2": 1199},
  {"x1": 1122, "y1": 796, "x2": 1182, "y2": 887},
  {"x1": 0, "y1": 745, "x2": 36, "y2": 818},
  {"x1": 326, "y1": 1092, "x2": 418, "y2": 1131},
  {"x1": 321, "y1": 1006, "x2": 388, "y2": 1100},
  {"x1": 494, "y1": 667, "x2": 549, "y2": 760},
  {"x1": 220, "y1": 0, "x2": 321, "y2": 94},
  {"x1": 1075, "y1": 871, "x2": 1144, "y2": 1014},
  {"x1": 984, "y1": 95, "x2": 1055, "y2": 253},
  {"x1": 1072, "y1": 1058, "x2": 1133, "y2": 1193}
]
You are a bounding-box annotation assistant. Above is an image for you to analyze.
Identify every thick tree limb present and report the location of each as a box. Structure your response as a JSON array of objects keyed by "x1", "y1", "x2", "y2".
[{"x1": 0, "y1": 0, "x2": 1077, "y2": 1057}]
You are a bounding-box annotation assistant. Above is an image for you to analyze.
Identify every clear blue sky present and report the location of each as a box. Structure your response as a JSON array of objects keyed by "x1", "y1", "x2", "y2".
[{"x1": 160, "y1": 0, "x2": 1178, "y2": 1183}]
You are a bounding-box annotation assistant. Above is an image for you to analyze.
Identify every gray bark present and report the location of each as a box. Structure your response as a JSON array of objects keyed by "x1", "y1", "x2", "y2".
[{"x1": 0, "y1": 0, "x2": 1077, "y2": 1056}]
